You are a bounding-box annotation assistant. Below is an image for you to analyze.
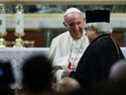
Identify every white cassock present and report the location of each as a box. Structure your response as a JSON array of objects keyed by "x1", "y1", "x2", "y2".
[{"x1": 48, "y1": 31, "x2": 89, "y2": 81}]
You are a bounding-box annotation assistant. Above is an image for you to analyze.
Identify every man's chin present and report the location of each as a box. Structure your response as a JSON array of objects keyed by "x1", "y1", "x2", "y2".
[
  {"x1": 70, "y1": 31, "x2": 83, "y2": 40},
  {"x1": 73, "y1": 35, "x2": 82, "y2": 40}
]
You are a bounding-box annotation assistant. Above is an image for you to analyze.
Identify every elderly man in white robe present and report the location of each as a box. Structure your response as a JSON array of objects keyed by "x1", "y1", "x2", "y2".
[{"x1": 49, "y1": 8, "x2": 89, "y2": 81}]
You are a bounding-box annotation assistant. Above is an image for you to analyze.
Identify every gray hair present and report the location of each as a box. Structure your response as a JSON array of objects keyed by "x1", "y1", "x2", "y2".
[
  {"x1": 86, "y1": 22, "x2": 112, "y2": 34},
  {"x1": 64, "y1": 7, "x2": 85, "y2": 18}
]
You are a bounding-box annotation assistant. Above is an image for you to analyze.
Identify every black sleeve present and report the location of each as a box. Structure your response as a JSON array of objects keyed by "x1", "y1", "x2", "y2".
[
  {"x1": 70, "y1": 35, "x2": 125, "y2": 88},
  {"x1": 70, "y1": 44, "x2": 98, "y2": 88}
]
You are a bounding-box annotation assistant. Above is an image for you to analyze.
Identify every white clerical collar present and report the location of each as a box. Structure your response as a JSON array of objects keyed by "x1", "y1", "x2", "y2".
[{"x1": 68, "y1": 30, "x2": 86, "y2": 53}]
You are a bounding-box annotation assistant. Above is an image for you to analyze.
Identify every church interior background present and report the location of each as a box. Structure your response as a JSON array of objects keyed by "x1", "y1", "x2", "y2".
[{"x1": 0, "y1": 0, "x2": 125, "y2": 47}]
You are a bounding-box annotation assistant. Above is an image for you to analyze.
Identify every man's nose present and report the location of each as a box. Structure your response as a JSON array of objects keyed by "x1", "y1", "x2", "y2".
[{"x1": 74, "y1": 24, "x2": 79, "y2": 30}]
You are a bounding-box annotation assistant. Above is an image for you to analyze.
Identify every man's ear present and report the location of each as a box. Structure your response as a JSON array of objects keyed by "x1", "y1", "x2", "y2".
[
  {"x1": 63, "y1": 22, "x2": 70, "y2": 30},
  {"x1": 63, "y1": 22, "x2": 67, "y2": 27}
]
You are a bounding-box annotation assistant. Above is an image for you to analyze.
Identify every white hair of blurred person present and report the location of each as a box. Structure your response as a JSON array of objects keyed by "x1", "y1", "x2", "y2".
[
  {"x1": 85, "y1": 22, "x2": 112, "y2": 42},
  {"x1": 55, "y1": 77, "x2": 80, "y2": 95},
  {"x1": 85, "y1": 22, "x2": 112, "y2": 34},
  {"x1": 109, "y1": 59, "x2": 126, "y2": 81}
]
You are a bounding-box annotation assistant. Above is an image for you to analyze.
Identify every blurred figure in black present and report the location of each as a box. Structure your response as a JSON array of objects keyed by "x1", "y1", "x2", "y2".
[
  {"x1": 71, "y1": 9, "x2": 124, "y2": 90},
  {"x1": 0, "y1": 61, "x2": 15, "y2": 95},
  {"x1": 22, "y1": 54, "x2": 55, "y2": 95}
]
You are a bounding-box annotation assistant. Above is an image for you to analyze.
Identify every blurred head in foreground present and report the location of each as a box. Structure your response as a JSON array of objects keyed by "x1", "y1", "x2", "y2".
[
  {"x1": 22, "y1": 54, "x2": 53, "y2": 94},
  {"x1": 0, "y1": 60, "x2": 15, "y2": 95}
]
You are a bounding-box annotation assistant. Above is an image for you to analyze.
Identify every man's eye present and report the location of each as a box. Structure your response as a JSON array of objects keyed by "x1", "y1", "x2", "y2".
[
  {"x1": 69, "y1": 24, "x2": 73, "y2": 27},
  {"x1": 77, "y1": 22, "x2": 81, "y2": 25}
]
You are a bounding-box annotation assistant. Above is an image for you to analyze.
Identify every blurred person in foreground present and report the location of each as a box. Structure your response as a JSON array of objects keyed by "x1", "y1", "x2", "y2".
[
  {"x1": 109, "y1": 59, "x2": 126, "y2": 81},
  {"x1": 0, "y1": 61, "x2": 15, "y2": 95},
  {"x1": 106, "y1": 59, "x2": 126, "y2": 95},
  {"x1": 21, "y1": 54, "x2": 55, "y2": 95},
  {"x1": 55, "y1": 77, "x2": 82, "y2": 95},
  {"x1": 48, "y1": 7, "x2": 89, "y2": 81},
  {"x1": 71, "y1": 9, "x2": 125, "y2": 90},
  {"x1": 92, "y1": 59, "x2": 126, "y2": 95}
]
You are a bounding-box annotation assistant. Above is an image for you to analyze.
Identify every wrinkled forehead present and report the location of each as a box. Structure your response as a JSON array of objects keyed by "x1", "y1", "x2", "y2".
[{"x1": 64, "y1": 12, "x2": 83, "y2": 23}]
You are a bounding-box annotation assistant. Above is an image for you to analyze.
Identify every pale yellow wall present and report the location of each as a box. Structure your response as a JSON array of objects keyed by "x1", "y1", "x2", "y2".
[{"x1": 5, "y1": 13, "x2": 126, "y2": 29}]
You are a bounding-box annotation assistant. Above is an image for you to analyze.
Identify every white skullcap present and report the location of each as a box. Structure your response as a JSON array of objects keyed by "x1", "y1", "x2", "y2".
[
  {"x1": 64, "y1": 7, "x2": 85, "y2": 17},
  {"x1": 86, "y1": 22, "x2": 112, "y2": 33}
]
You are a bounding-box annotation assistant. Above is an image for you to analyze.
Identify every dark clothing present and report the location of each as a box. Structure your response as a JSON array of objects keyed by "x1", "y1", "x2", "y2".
[{"x1": 71, "y1": 34, "x2": 124, "y2": 88}]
